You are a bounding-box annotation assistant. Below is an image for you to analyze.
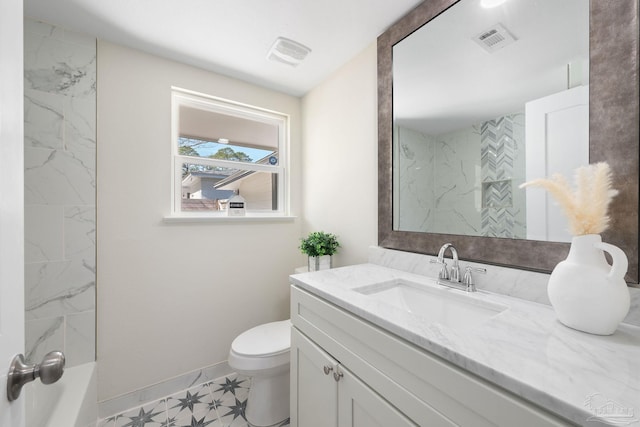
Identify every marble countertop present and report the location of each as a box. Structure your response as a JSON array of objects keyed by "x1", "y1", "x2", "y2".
[{"x1": 290, "y1": 263, "x2": 640, "y2": 427}]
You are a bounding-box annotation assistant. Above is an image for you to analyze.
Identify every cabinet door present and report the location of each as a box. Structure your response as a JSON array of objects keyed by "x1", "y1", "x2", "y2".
[
  {"x1": 337, "y1": 365, "x2": 418, "y2": 427},
  {"x1": 291, "y1": 328, "x2": 339, "y2": 427}
]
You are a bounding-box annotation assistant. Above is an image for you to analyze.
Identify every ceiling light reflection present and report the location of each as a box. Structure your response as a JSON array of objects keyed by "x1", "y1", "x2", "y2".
[{"x1": 481, "y1": 0, "x2": 508, "y2": 8}]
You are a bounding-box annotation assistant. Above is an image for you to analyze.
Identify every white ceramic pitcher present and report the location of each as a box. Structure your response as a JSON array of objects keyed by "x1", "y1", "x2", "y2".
[{"x1": 547, "y1": 234, "x2": 630, "y2": 335}]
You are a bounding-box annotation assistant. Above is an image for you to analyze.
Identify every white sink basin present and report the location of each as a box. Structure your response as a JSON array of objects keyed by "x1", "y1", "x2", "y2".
[{"x1": 354, "y1": 278, "x2": 507, "y2": 330}]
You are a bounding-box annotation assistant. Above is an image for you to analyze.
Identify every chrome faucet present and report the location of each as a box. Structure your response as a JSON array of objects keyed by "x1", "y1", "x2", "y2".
[
  {"x1": 431, "y1": 243, "x2": 460, "y2": 282},
  {"x1": 430, "y1": 243, "x2": 484, "y2": 292}
]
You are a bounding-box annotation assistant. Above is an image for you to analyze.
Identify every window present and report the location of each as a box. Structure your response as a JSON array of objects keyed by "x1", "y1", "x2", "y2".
[{"x1": 171, "y1": 88, "x2": 289, "y2": 217}]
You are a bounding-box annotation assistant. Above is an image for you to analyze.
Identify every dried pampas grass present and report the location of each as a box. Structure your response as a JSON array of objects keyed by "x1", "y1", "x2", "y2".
[{"x1": 520, "y1": 162, "x2": 618, "y2": 235}]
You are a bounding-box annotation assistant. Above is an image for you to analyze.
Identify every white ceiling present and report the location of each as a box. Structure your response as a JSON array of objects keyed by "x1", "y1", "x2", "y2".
[
  {"x1": 23, "y1": 0, "x2": 423, "y2": 96},
  {"x1": 394, "y1": 0, "x2": 589, "y2": 135}
]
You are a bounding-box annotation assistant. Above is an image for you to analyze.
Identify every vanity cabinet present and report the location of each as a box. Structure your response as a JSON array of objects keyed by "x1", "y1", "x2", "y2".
[
  {"x1": 290, "y1": 286, "x2": 574, "y2": 427},
  {"x1": 291, "y1": 327, "x2": 419, "y2": 427}
]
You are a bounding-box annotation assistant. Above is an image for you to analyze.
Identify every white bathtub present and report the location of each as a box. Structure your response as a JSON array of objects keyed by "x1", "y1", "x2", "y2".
[{"x1": 25, "y1": 362, "x2": 97, "y2": 427}]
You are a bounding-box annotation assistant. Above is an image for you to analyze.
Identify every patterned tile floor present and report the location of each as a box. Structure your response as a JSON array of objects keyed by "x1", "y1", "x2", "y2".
[{"x1": 97, "y1": 373, "x2": 290, "y2": 427}]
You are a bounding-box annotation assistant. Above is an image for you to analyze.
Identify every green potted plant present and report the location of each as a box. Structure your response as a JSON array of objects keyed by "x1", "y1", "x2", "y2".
[{"x1": 299, "y1": 231, "x2": 340, "y2": 271}]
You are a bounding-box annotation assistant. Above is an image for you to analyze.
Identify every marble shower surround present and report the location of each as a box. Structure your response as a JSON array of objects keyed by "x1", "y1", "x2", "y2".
[
  {"x1": 431, "y1": 125, "x2": 482, "y2": 236},
  {"x1": 394, "y1": 126, "x2": 435, "y2": 232},
  {"x1": 479, "y1": 113, "x2": 526, "y2": 238},
  {"x1": 396, "y1": 124, "x2": 482, "y2": 235},
  {"x1": 396, "y1": 112, "x2": 526, "y2": 238},
  {"x1": 24, "y1": 19, "x2": 96, "y2": 367}
]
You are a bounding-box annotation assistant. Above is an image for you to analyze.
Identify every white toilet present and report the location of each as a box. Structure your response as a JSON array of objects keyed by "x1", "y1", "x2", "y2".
[{"x1": 228, "y1": 319, "x2": 291, "y2": 427}]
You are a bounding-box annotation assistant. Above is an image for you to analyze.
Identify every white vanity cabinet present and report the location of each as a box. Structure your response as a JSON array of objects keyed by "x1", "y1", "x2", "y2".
[
  {"x1": 290, "y1": 286, "x2": 574, "y2": 427},
  {"x1": 291, "y1": 327, "x2": 419, "y2": 427}
]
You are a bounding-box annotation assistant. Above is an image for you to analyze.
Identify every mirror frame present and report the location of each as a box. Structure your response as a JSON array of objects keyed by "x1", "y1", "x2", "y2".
[{"x1": 378, "y1": 0, "x2": 640, "y2": 282}]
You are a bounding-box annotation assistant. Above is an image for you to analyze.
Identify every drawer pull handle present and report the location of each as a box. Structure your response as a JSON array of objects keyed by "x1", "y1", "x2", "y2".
[
  {"x1": 323, "y1": 365, "x2": 333, "y2": 375},
  {"x1": 333, "y1": 370, "x2": 343, "y2": 382}
]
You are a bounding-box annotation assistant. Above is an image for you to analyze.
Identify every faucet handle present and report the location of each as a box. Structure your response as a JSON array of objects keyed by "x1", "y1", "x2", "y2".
[
  {"x1": 430, "y1": 259, "x2": 449, "y2": 280},
  {"x1": 462, "y1": 266, "x2": 486, "y2": 289}
]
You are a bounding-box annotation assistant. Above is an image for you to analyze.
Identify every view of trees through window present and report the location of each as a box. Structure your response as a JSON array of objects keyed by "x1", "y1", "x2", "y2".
[
  {"x1": 172, "y1": 89, "x2": 287, "y2": 215},
  {"x1": 178, "y1": 137, "x2": 274, "y2": 178}
]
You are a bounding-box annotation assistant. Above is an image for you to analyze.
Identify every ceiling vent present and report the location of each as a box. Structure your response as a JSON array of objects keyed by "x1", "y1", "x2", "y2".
[
  {"x1": 473, "y1": 24, "x2": 516, "y2": 53},
  {"x1": 267, "y1": 37, "x2": 311, "y2": 67}
]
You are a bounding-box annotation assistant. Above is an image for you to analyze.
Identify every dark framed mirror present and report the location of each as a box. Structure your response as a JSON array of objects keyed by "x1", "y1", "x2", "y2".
[{"x1": 378, "y1": 0, "x2": 639, "y2": 281}]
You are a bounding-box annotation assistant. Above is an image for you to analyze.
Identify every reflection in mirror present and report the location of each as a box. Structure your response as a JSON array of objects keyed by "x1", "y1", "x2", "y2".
[
  {"x1": 392, "y1": 0, "x2": 589, "y2": 243},
  {"x1": 378, "y1": 0, "x2": 639, "y2": 280}
]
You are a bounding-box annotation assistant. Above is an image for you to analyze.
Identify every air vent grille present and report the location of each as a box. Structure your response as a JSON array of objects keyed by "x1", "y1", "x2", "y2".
[
  {"x1": 473, "y1": 24, "x2": 516, "y2": 53},
  {"x1": 267, "y1": 37, "x2": 311, "y2": 67}
]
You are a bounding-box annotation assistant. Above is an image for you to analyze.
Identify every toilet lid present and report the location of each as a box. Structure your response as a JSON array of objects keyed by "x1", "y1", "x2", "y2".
[{"x1": 232, "y1": 320, "x2": 291, "y2": 357}]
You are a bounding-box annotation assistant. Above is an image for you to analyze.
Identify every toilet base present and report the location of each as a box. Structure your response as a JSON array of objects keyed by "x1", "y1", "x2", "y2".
[{"x1": 245, "y1": 370, "x2": 290, "y2": 427}]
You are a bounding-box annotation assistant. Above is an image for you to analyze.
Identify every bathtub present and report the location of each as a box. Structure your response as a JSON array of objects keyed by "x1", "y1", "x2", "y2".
[{"x1": 25, "y1": 362, "x2": 97, "y2": 427}]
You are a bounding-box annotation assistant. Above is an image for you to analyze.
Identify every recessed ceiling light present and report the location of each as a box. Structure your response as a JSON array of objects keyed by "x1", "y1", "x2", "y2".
[
  {"x1": 481, "y1": 0, "x2": 508, "y2": 8},
  {"x1": 267, "y1": 37, "x2": 311, "y2": 67}
]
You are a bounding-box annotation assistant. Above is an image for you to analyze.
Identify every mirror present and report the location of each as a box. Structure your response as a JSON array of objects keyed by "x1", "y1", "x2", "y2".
[
  {"x1": 378, "y1": 0, "x2": 639, "y2": 281},
  {"x1": 393, "y1": 0, "x2": 588, "y2": 242}
]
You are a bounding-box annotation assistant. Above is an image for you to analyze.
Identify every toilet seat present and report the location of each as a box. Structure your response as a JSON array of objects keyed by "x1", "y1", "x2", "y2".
[
  {"x1": 229, "y1": 320, "x2": 291, "y2": 373},
  {"x1": 231, "y1": 320, "x2": 291, "y2": 357}
]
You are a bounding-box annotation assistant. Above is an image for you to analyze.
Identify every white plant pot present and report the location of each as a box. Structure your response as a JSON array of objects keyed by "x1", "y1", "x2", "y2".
[
  {"x1": 547, "y1": 234, "x2": 630, "y2": 335},
  {"x1": 308, "y1": 255, "x2": 332, "y2": 272}
]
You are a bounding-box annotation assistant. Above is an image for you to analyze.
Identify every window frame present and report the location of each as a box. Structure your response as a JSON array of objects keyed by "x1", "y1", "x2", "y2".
[{"x1": 170, "y1": 87, "x2": 290, "y2": 219}]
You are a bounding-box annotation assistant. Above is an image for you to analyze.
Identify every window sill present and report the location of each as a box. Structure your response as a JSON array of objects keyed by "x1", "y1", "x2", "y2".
[{"x1": 163, "y1": 214, "x2": 297, "y2": 224}]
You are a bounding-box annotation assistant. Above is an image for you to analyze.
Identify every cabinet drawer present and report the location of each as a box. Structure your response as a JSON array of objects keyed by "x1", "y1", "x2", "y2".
[{"x1": 291, "y1": 286, "x2": 574, "y2": 427}]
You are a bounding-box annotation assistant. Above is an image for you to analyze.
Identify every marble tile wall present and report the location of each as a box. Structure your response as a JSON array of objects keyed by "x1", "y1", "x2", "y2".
[
  {"x1": 396, "y1": 112, "x2": 526, "y2": 238},
  {"x1": 431, "y1": 126, "x2": 482, "y2": 235},
  {"x1": 23, "y1": 19, "x2": 96, "y2": 367},
  {"x1": 395, "y1": 124, "x2": 482, "y2": 234},
  {"x1": 480, "y1": 113, "x2": 526, "y2": 238},
  {"x1": 394, "y1": 126, "x2": 435, "y2": 231}
]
